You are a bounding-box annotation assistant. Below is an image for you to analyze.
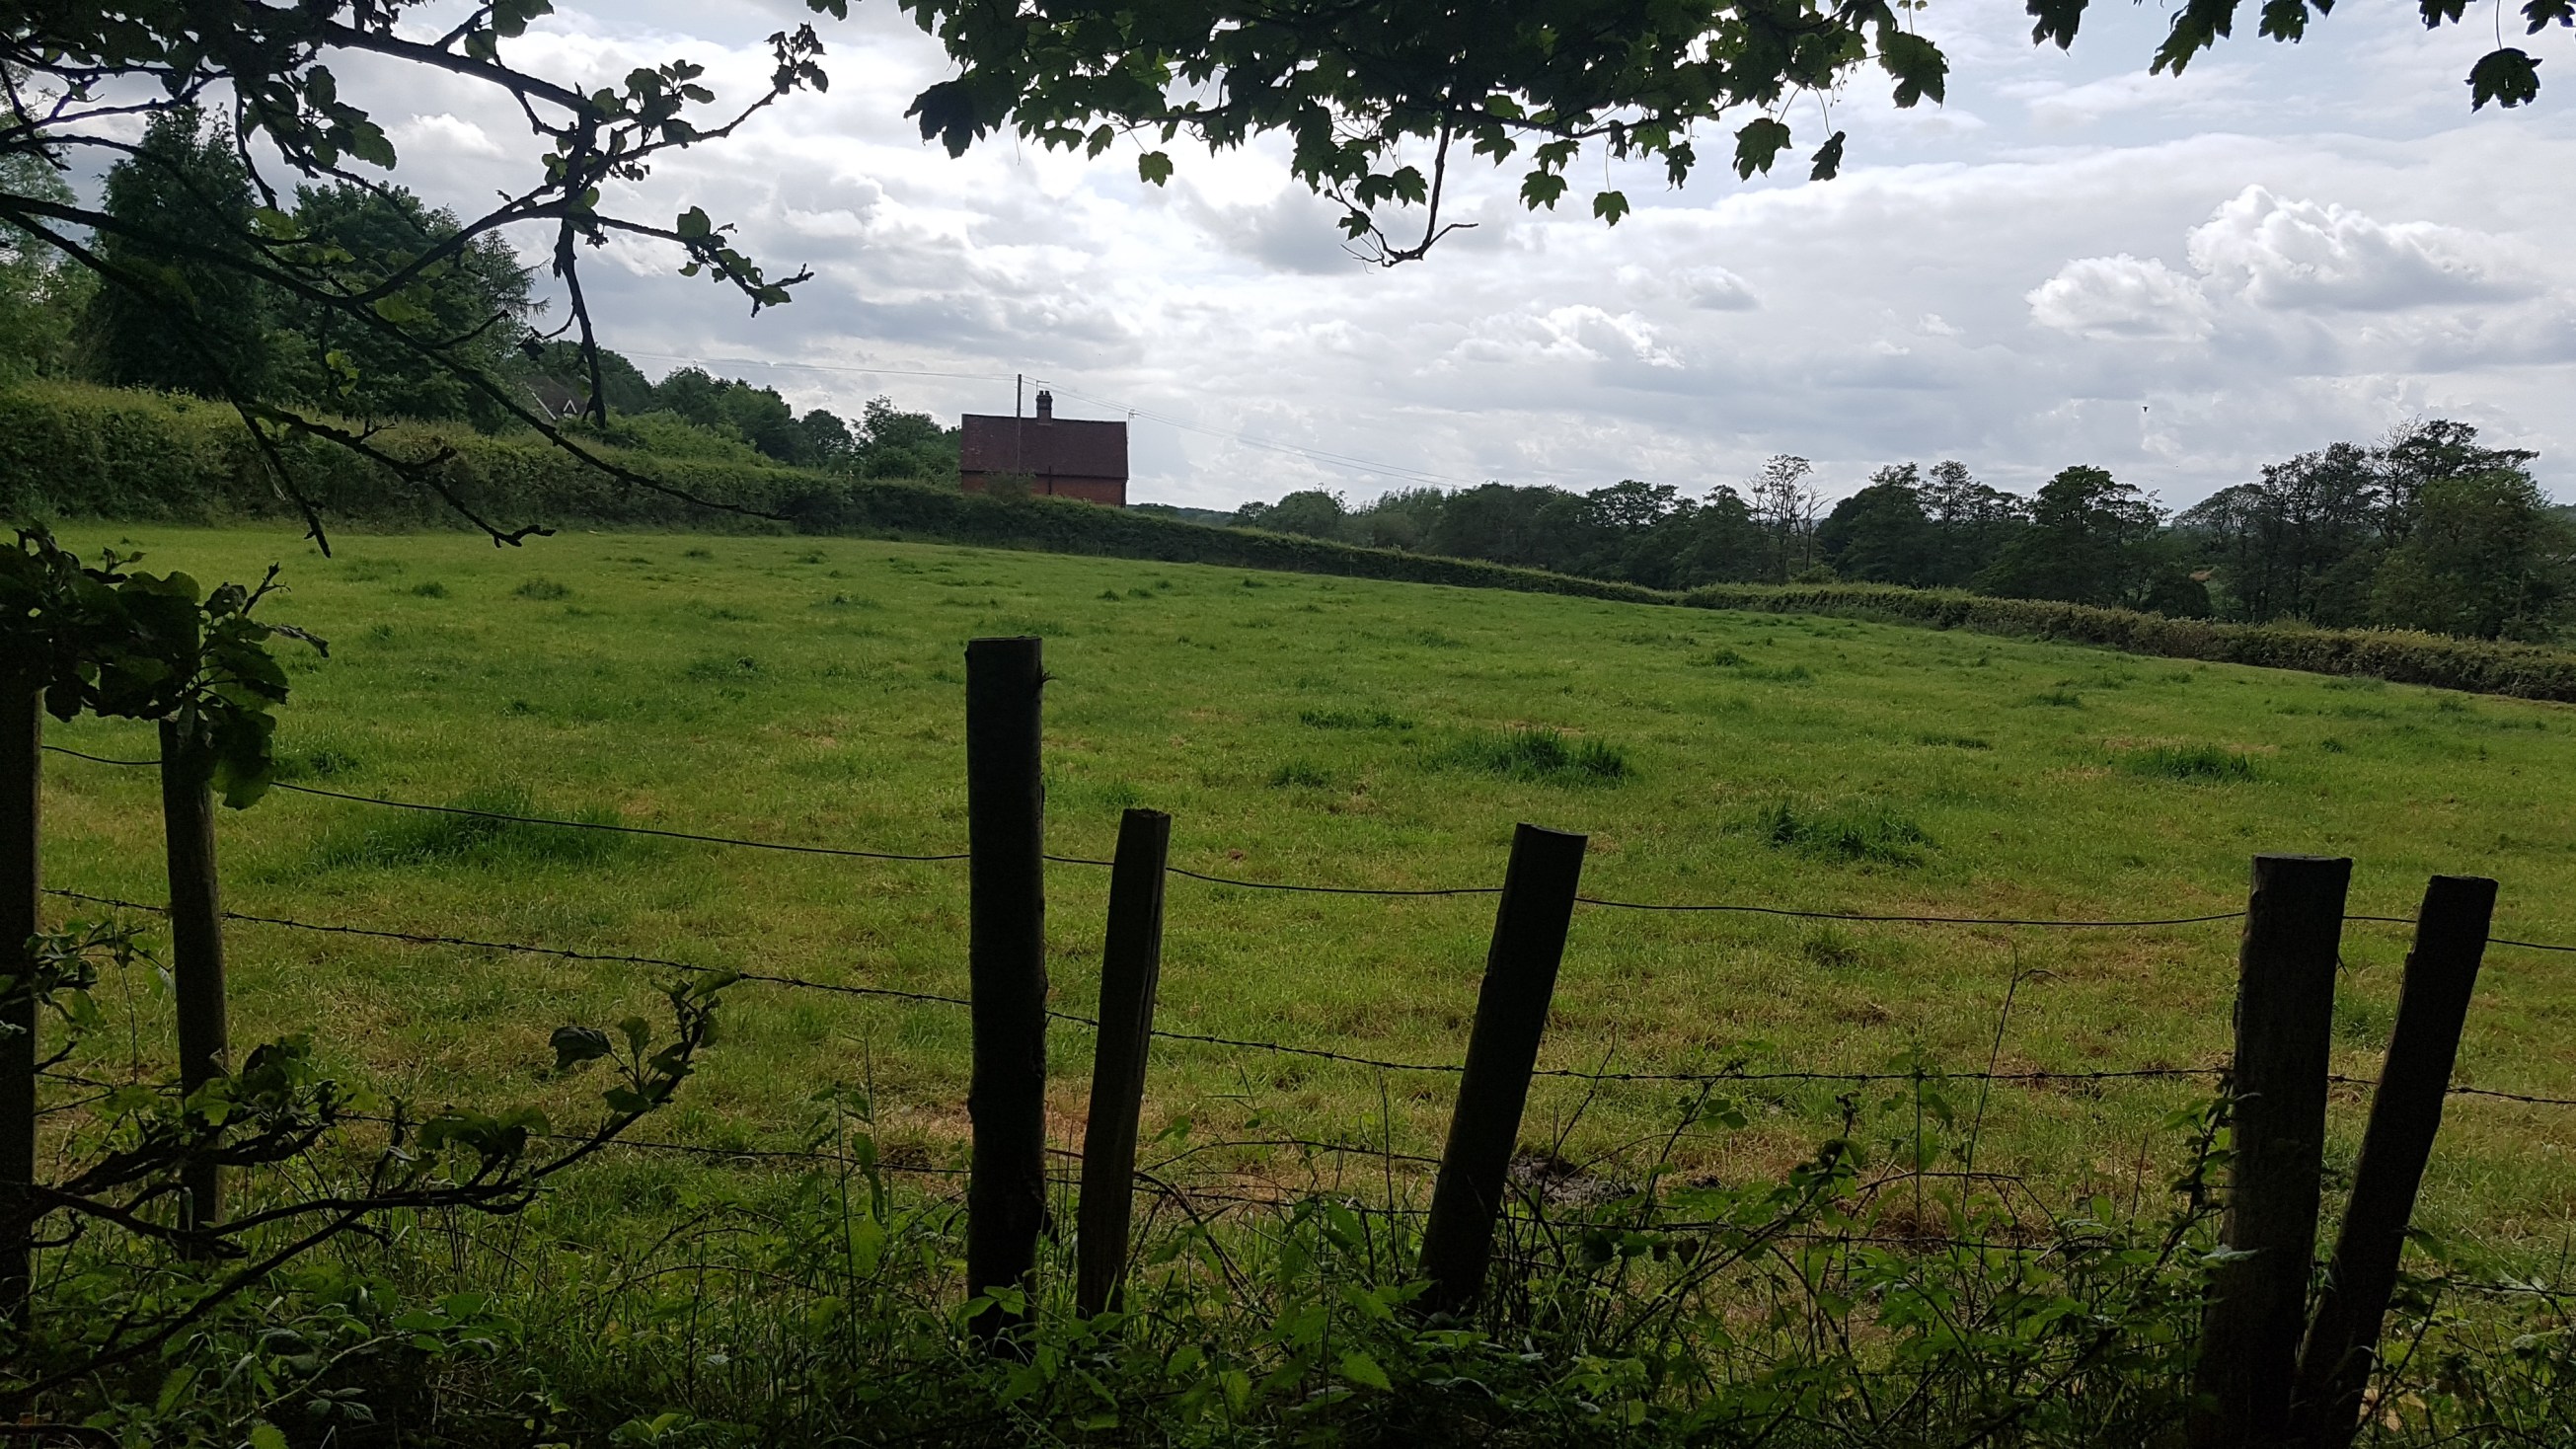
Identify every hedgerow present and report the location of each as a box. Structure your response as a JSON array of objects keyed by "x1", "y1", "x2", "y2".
[{"x1": 10, "y1": 380, "x2": 2576, "y2": 702}]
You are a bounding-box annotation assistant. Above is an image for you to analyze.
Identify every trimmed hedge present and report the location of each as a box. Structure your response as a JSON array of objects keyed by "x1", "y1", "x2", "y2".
[
  {"x1": 1678, "y1": 583, "x2": 2576, "y2": 703},
  {"x1": 9, "y1": 380, "x2": 2575, "y2": 703}
]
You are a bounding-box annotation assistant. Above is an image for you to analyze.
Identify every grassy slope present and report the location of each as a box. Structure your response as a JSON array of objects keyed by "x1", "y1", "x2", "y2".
[{"x1": 37, "y1": 525, "x2": 2576, "y2": 1249}]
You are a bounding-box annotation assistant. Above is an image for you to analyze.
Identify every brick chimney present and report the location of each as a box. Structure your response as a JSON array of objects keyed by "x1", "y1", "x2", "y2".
[{"x1": 1034, "y1": 389, "x2": 1053, "y2": 422}]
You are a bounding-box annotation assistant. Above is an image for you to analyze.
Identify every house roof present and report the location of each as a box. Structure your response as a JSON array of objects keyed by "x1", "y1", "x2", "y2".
[{"x1": 959, "y1": 414, "x2": 1128, "y2": 479}]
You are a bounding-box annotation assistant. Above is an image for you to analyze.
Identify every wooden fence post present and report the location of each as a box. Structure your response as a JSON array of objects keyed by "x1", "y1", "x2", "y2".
[
  {"x1": 964, "y1": 637, "x2": 1047, "y2": 1344},
  {"x1": 1417, "y1": 823, "x2": 1587, "y2": 1318},
  {"x1": 2290, "y1": 875, "x2": 2495, "y2": 1449},
  {"x1": 1076, "y1": 807, "x2": 1172, "y2": 1318},
  {"x1": 159, "y1": 718, "x2": 228, "y2": 1240},
  {"x1": 2190, "y1": 853, "x2": 2351, "y2": 1449},
  {"x1": 2, "y1": 671, "x2": 38, "y2": 1319}
]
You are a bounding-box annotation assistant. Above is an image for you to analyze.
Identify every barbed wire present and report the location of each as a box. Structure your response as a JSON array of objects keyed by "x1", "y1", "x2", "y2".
[
  {"x1": 41, "y1": 744, "x2": 2576, "y2": 945},
  {"x1": 39, "y1": 887, "x2": 975, "y2": 1011},
  {"x1": 42, "y1": 885, "x2": 2576, "y2": 1106}
]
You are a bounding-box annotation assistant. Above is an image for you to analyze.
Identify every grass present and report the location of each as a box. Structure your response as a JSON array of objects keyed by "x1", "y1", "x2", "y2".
[
  {"x1": 31, "y1": 525, "x2": 2576, "y2": 1252},
  {"x1": 2120, "y1": 744, "x2": 2260, "y2": 783}
]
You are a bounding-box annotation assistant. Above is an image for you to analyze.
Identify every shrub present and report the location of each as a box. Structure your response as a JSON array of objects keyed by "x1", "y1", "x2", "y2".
[
  {"x1": 513, "y1": 577, "x2": 569, "y2": 600},
  {"x1": 2120, "y1": 745, "x2": 2257, "y2": 783},
  {"x1": 1442, "y1": 727, "x2": 1629, "y2": 786}
]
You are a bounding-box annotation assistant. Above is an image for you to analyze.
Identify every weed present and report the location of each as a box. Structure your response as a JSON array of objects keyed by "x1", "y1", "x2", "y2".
[
  {"x1": 2025, "y1": 691, "x2": 2084, "y2": 709},
  {"x1": 2119, "y1": 745, "x2": 2256, "y2": 783},
  {"x1": 2320, "y1": 737, "x2": 2349, "y2": 754},
  {"x1": 411, "y1": 581, "x2": 449, "y2": 598},
  {"x1": 274, "y1": 746, "x2": 362, "y2": 781},
  {"x1": 1697, "y1": 648, "x2": 1811, "y2": 682},
  {"x1": 684, "y1": 547, "x2": 714, "y2": 560},
  {"x1": 684, "y1": 655, "x2": 761, "y2": 682},
  {"x1": 1748, "y1": 798, "x2": 1932, "y2": 865},
  {"x1": 514, "y1": 578, "x2": 570, "y2": 601},
  {"x1": 301, "y1": 787, "x2": 633, "y2": 872},
  {"x1": 1915, "y1": 732, "x2": 1992, "y2": 749},
  {"x1": 1300, "y1": 707, "x2": 1414, "y2": 731},
  {"x1": 1440, "y1": 728, "x2": 1629, "y2": 786},
  {"x1": 1269, "y1": 760, "x2": 1334, "y2": 789}
]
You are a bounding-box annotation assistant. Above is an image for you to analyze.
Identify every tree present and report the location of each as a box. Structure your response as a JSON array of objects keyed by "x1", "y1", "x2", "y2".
[
  {"x1": 853, "y1": 396, "x2": 958, "y2": 479},
  {"x1": 1241, "y1": 489, "x2": 1351, "y2": 538},
  {"x1": 2175, "y1": 441, "x2": 2382, "y2": 624},
  {"x1": 81, "y1": 106, "x2": 274, "y2": 398},
  {"x1": 270, "y1": 182, "x2": 534, "y2": 424},
  {"x1": 2370, "y1": 468, "x2": 2573, "y2": 641},
  {"x1": 1817, "y1": 467, "x2": 1935, "y2": 585},
  {"x1": 515, "y1": 340, "x2": 658, "y2": 417},
  {"x1": 897, "y1": 0, "x2": 2565, "y2": 266},
  {"x1": 1978, "y1": 465, "x2": 2202, "y2": 612},
  {"x1": 1917, "y1": 460, "x2": 2027, "y2": 587},
  {"x1": 0, "y1": 152, "x2": 89, "y2": 376},
  {"x1": 1747, "y1": 456, "x2": 1821, "y2": 582}
]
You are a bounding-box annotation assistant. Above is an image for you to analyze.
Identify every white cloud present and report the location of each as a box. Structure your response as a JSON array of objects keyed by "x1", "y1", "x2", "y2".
[
  {"x1": 2028, "y1": 254, "x2": 2217, "y2": 340},
  {"x1": 2184, "y1": 185, "x2": 2542, "y2": 312}
]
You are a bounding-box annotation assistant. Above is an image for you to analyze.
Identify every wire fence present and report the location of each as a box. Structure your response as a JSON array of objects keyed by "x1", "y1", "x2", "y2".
[
  {"x1": 37, "y1": 880, "x2": 2576, "y2": 1108},
  {"x1": 42, "y1": 742, "x2": 2576, "y2": 945}
]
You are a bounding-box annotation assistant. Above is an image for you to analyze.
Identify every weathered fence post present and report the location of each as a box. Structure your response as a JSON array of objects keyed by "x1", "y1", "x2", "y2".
[
  {"x1": 964, "y1": 637, "x2": 1047, "y2": 1344},
  {"x1": 159, "y1": 717, "x2": 228, "y2": 1241},
  {"x1": 1076, "y1": 807, "x2": 1172, "y2": 1318},
  {"x1": 1417, "y1": 823, "x2": 1587, "y2": 1318},
  {"x1": 2190, "y1": 853, "x2": 2351, "y2": 1449},
  {"x1": 2, "y1": 670, "x2": 38, "y2": 1319},
  {"x1": 2290, "y1": 874, "x2": 2495, "y2": 1449}
]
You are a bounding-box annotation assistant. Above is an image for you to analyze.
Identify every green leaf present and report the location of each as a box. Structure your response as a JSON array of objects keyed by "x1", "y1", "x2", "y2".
[
  {"x1": 2469, "y1": 46, "x2": 2542, "y2": 108},
  {"x1": 1879, "y1": 33, "x2": 1948, "y2": 108},
  {"x1": 551, "y1": 1024, "x2": 613, "y2": 1071},
  {"x1": 1809, "y1": 131, "x2": 1848, "y2": 182},
  {"x1": 1591, "y1": 190, "x2": 1630, "y2": 225},
  {"x1": 2027, "y1": 0, "x2": 2090, "y2": 47},
  {"x1": 1338, "y1": 1349, "x2": 1391, "y2": 1391},
  {"x1": 1137, "y1": 150, "x2": 1174, "y2": 186},
  {"x1": 676, "y1": 205, "x2": 714, "y2": 239},
  {"x1": 2527, "y1": 0, "x2": 2576, "y2": 31},
  {"x1": 250, "y1": 1423, "x2": 289, "y2": 1449},
  {"x1": 1732, "y1": 118, "x2": 1793, "y2": 180},
  {"x1": 1518, "y1": 171, "x2": 1568, "y2": 209}
]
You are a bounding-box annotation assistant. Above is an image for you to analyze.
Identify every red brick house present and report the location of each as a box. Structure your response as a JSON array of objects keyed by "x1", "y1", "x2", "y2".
[{"x1": 957, "y1": 391, "x2": 1128, "y2": 505}]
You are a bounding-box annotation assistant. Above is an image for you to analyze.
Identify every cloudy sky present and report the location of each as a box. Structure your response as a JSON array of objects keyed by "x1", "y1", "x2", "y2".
[{"x1": 336, "y1": 0, "x2": 2574, "y2": 511}]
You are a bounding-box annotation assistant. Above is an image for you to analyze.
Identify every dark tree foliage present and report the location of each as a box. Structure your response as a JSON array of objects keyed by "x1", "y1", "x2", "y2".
[
  {"x1": 898, "y1": 0, "x2": 2567, "y2": 265},
  {"x1": 271, "y1": 182, "x2": 534, "y2": 425},
  {"x1": 853, "y1": 395, "x2": 961, "y2": 480},
  {"x1": 515, "y1": 339, "x2": 658, "y2": 417},
  {"x1": 2171, "y1": 419, "x2": 2561, "y2": 635},
  {"x1": 1819, "y1": 470, "x2": 1937, "y2": 585},
  {"x1": 1978, "y1": 465, "x2": 2202, "y2": 613},
  {"x1": 2371, "y1": 469, "x2": 2574, "y2": 641},
  {"x1": 0, "y1": 153, "x2": 90, "y2": 376},
  {"x1": 81, "y1": 106, "x2": 274, "y2": 399}
]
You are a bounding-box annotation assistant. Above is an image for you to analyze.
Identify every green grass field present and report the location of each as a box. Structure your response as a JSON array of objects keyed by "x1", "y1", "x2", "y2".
[{"x1": 36, "y1": 525, "x2": 2576, "y2": 1251}]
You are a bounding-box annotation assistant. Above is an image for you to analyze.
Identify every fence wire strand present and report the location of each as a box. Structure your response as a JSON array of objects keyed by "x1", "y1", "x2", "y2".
[
  {"x1": 38, "y1": 886, "x2": 2576, "y2": 1106},
  {"x1": 39, "y1": 744, "x2": 2576, "y2": 946}
]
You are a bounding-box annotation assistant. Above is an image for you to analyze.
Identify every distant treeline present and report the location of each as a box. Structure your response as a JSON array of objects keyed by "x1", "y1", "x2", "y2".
[
  {"x1": 0, "y1": 105, "x2": 958, "y2": 483},
  {"x1": 1233, "y1": 426, "x2": 2576, "y2": 644}
]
